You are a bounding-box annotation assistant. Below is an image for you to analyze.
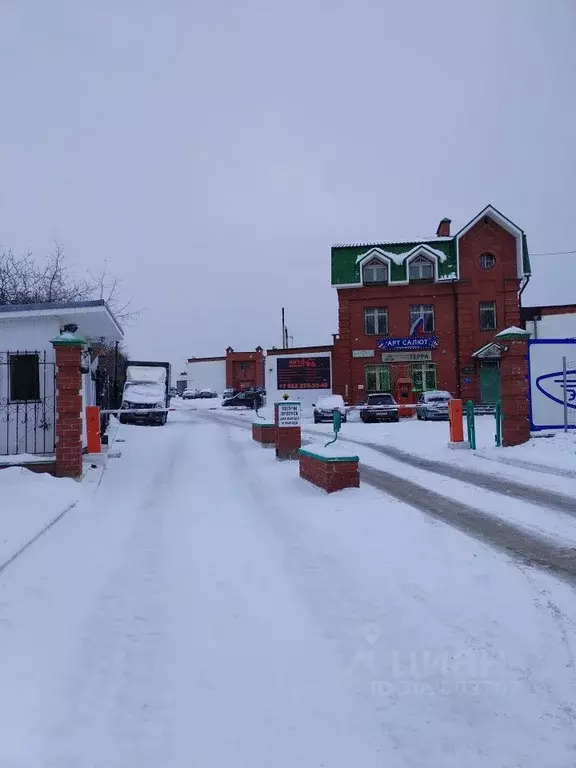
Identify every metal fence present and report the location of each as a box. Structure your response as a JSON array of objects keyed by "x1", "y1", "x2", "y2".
[{"x1": 0, "y1": 350, "x2": 56, "y2": 456}]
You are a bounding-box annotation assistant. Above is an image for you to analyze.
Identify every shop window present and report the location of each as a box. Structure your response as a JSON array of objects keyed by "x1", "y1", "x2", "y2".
[
  {"x1": 364, "y1": 364, "x2": 390, "y2": 393},
  {"x1": 364, "y1": 307, "x2": 388, "y2": 336},
  {"x1": 409, "y1": 304, "x2": 434, "y2": 333},
  {"x1": 479, "y1": 300, "x2": 497, "y2": 330},
  {"x1": 408, "y1": 255, "x2": 434, "y2": 281},
  {"x1": 362, "y1": 258, "x2": 388, "y2": 284},
  {"x1": 9, "y1": 353, "x2": 40, "y2": 402},
  {"x1": 410, "y1": 362, "x2": 437, "y2": 393}
]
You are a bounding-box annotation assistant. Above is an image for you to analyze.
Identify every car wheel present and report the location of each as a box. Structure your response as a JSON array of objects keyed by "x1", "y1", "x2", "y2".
[
  {"x1": 392, "y1": 417, "x2": 400, "y2": 423},
  {"x1": 314, "y1": 417, "x2": 319, "y2": 424}
]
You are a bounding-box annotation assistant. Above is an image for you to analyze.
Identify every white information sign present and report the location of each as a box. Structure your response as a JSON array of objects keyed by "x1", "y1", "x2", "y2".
[
  {"x1": 528, "y1": 339, "x2": 576, "y2": 430},
  {"x1": 382, "y1": 351, "x2": 432, "y2": 363},
  {"x1": 352, "y1": 349, "x2": 375, "y2": 358},
  {"x1": 277, "y1": 402, "x2": 301, "y2": 427}
]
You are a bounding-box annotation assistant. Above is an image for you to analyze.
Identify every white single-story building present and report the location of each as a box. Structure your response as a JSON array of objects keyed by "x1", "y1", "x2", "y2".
[
  {"x1": 0, "y1": 300, "x2": 123, "y2": 457},
  {"x1": 186, "y1": 356, "x2": 227, "y2": 393}
]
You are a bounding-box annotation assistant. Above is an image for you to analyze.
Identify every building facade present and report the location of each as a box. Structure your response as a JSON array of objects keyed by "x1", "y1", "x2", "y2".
[
  {"x1": 187, "y1": 347, "x2": 264, "y2": 392},
  {"x1": 331, "y1": 205, "x2": 531, "y2": 405}
]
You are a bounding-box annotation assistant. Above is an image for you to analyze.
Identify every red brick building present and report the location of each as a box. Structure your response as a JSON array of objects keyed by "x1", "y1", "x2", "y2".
[
  {"x1": 187, "y1": 347, "x2": 264, "y2": 392},
  {"x1": 331, "y1": 205, "x2": 531, "y2": 405}
]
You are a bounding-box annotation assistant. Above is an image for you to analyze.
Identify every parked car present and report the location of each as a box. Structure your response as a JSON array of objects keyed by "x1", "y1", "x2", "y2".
[
  {"x1": 222, "y1": 390, "x2": 265, "y2": 409},
  {"x1": 222, "y1": 388, "x2": 236, "y2": 399},
  {"x1": 415, "y1": 390, "x2": 452, "y2": 421},
  {"x1": 182, "y1": 388, "x2": 198, "y2": 400},
  {"x1": 313, "y1": 394, "x2": 348, "y2": 424},
  {"x1": 360, "y1": 393, "x2": 399, "y2": 423},
  {"x1": 199, "y1": 388, "x2": 218, "y2": 399}
]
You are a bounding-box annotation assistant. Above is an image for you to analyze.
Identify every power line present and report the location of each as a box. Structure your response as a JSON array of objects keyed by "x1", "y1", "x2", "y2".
[{"x1": 531, "y1": 249, "x2": 576, "y2": 256}]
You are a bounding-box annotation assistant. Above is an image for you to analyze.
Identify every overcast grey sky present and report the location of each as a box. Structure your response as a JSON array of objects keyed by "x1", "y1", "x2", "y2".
[{"x1": 1, "y1": 0, "x2": 575, "y2": 372}]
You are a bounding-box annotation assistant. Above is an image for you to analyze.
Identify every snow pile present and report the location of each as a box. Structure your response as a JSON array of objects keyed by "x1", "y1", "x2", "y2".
[
  {"x1": 0, "y1": 467, "x2": 81, "y2": 566},
  {"x1": 484, "y1": 430, "x2": 576, "y2": 475}
]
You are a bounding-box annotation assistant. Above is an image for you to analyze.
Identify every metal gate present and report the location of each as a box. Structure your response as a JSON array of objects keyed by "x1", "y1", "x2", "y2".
[{"x1": 0, "y1": 350, "x2": 56, "y2": 456}]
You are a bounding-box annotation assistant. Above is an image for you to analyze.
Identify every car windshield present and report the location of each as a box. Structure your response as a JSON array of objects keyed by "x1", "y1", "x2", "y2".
[
  {"x1": 426, "y1": 393, "x2": 451, "y2": 403},
  {"x1": 317, "y1": 395, "x2": 344, "y2": 408},
  {"x1": 367, "y1": 394, "x2": 394, "y2": 405}
]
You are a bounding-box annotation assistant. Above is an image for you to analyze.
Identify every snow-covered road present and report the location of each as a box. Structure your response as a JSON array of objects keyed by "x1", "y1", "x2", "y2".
[{"x1": 1, "y1": 407, "x2": 575, "y2": 767}]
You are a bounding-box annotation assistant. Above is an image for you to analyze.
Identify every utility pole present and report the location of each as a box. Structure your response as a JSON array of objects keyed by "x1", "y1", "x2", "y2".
[{"x1": 281, "y1": 307, "x2": 286, "y2": 349}]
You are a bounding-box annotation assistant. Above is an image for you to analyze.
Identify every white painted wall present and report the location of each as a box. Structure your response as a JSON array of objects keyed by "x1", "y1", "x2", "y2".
[
  {"x1": 187, "y1": 359, "x2": 226, "y2": 392},
  {"x1": 265, "y1": 351, "x2": 333, "y2": 409},
  {"x1": 527, "y1": 313, "x2": 576, "y2": 340}
]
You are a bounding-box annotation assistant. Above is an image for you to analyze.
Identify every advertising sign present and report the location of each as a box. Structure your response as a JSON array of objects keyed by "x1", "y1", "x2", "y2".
[
  {"x1": 382, "y1": 351, "x2": 432, "y2": 363},
  {"x1": 277, "y1": 356, "x2": 331, "y2": 390},
  {"x1": 276, "y1": 402, "x2": 301, "y2": 427},
  {"x1": 377, "y1": 336, "x2": 439, "y2": 351},
  {"x1": 528, "y1": 339, "x2": 576, "y2": 430}
]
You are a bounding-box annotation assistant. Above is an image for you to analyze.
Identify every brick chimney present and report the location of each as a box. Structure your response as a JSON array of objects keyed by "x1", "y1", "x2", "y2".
[{"x1": 436, "y1": 218, "x2": 451, "y2": 237}]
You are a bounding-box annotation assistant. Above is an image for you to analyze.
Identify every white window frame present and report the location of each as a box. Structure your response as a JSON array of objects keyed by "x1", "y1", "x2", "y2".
[
  {"x1": 364, "y1": 364, "x2": 390, "y2": 393},
  {"x1": 364, "y1": 307, "x2": 388, "y2": 336},
  {"x1": 410, "y1": 362, "x2": 437, "y2": 393},
  {"x1": 408, "y1": 254, "x2": 434, "y2": 281},
  {"x1": 409, "y1": 304, "x2": 435, "y2": 333},
  {"x1": 362, "y1": 258, "x2": 388, "y2": 285},
  {"x1": 479, "y1": 300, "x2": 497, "y2": 331}
]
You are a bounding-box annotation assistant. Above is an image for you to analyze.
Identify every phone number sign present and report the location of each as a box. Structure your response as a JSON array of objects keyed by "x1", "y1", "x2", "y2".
[{"x1": 277, "y1": 356, "x2": 331, "y2": 390}]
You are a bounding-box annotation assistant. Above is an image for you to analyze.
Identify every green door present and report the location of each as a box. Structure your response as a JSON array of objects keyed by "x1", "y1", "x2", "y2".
[{"x1": 480, "y1": 361, "x2": 501, "y2": 402}]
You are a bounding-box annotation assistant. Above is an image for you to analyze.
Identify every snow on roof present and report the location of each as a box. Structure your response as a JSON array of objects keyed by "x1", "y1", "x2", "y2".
[
  {"x1": 495, "y1": 326, "x2": 531, "y2": 337},
  {"x1": 333, "y1": 236, "x2": 453, "y2": 248},
  {"x1": 355, "y1": 244, "x2": 448, "y2": 267}
]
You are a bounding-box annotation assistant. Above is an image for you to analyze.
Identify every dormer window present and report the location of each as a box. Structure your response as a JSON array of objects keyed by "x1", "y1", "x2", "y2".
[
  {"x1": 409, "y1": 254, "x2": 434, "y2": 281},
  {"x1": 362, "y1": 258, "x2": 388, "y2": 284}
]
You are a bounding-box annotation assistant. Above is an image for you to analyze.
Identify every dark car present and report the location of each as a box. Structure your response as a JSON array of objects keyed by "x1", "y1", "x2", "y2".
[
  {"x1": 360, "y1": 393, "x2": 400, "y2": 423},
  {"x1": 222, "y1": 389, "x2": 265, "y2": 409},
  {"x1": 199, "y1": 388, "x2": 218, "y2": 398},
  {"x1": 313, "y1": 394, "x2": 348, "y2": 424}
]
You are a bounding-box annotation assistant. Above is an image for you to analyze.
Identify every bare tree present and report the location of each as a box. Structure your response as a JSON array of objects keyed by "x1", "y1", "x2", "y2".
[{"x1": 0, "y1": 242, "x2": 138, "y2": 323}]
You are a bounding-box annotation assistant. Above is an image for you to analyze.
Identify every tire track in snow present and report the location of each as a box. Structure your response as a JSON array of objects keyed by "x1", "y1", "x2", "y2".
[
  {"x1": 219, "y1": 425, "x2": 576, "y2": 764},
  {"x1": 200, "y1": 411, "x2": 576, "y2": 586}
]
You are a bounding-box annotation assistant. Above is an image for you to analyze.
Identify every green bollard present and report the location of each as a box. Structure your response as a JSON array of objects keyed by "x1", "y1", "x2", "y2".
[
  {"x1": 324, "y1": 409, "x2": 342, "y2": 448},
  {"x1": 465, "y1": 400, "x2": 476, "y2": 450},
  {"x1": 495, "y1": 400, "x2": 502, "y2": 447}
]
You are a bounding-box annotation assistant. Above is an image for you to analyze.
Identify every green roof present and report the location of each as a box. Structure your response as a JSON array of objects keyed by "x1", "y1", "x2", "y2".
[
  {"x1": 331, "y1": 205, "x2": 531, "y2": 286},
  {"x1": 331, "y1": 239, "x2": 456, "y2": 286}
]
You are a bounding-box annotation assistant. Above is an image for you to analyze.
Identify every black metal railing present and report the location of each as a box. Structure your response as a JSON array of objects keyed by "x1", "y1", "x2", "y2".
[{"x1": 0, "y1": 350, "x2": 56, "y2": 456}]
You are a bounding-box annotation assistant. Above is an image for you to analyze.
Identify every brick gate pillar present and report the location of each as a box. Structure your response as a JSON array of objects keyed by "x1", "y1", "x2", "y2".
[
  {"x1": 495, "y1": 326, "x2": 531, "y2": 447},
  {"x1": 52, "y1": 329, "x2": 85, "y2": 478}
]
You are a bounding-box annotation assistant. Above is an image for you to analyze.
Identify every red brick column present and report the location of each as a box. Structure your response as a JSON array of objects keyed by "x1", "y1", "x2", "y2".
[
  {"x1": 496, "y1": 328, "x2": 531, "y2": 447},
  {"x1": 52, "y1": 334, "x2": 84, "y2": 478}
]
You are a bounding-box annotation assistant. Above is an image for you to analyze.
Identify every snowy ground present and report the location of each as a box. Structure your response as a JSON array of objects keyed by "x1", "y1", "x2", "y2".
[
  {"x1": 0, "y1": 466, "x2": 82, "y2": 567},
  {"x1": 0, "y1": 403, "x2": 575, "y2": 766}
]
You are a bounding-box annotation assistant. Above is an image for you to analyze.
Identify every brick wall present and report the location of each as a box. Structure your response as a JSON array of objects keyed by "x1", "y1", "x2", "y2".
[{"x1": 334, "y1": 218, "x2": 522, "y2": 404}]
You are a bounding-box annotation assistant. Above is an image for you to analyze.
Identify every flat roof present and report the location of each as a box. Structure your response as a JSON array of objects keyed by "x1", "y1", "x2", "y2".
[{"x1": 0, "y1": 299, "x2": 123, "y2": 341}]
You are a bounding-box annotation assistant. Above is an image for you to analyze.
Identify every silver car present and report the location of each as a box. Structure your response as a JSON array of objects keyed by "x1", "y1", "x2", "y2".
[{"x1": 415, "y1": 390, "x2": 452, "y2": 421}]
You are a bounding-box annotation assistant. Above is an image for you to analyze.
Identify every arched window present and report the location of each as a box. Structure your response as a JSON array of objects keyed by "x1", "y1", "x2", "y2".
[
  {"x1": 408, "y1": 254, "x2": 434, "y2": 281},
  {"x1": 362, "y1": 258, "x2": 388, "y2": 284}
]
